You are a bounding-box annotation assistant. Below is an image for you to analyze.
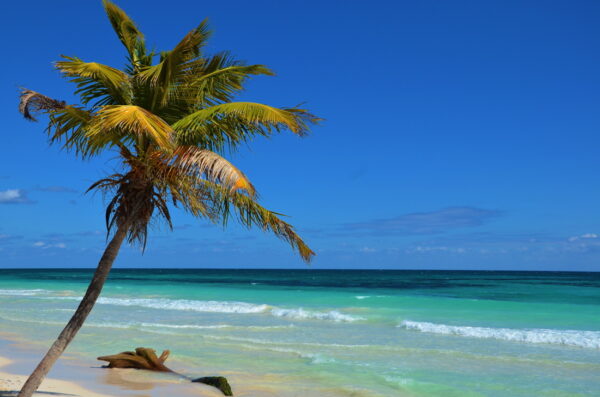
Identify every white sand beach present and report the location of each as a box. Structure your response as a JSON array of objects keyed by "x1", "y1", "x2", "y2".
[
  {"x1": 0, "y1": 337, "x2": 227, "y2": 397},
  {"x1": 0, "y1": 356, "x2": 113, "y2": 397}
]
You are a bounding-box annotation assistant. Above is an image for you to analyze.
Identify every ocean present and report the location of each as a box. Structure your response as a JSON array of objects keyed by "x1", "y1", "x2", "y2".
[{"x1": 0, "y1": 269, "x2": 599, "y2": 396}]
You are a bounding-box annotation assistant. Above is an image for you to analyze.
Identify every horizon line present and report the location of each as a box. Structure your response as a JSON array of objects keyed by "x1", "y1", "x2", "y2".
[{"x1": 0, "y1": 267, "x2": 598, "y2": 273}]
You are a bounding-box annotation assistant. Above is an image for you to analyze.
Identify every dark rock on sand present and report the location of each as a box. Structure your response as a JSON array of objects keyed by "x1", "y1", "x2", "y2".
[{"x1": 192, "y1": 376, "x2": 233, "y2": 396}]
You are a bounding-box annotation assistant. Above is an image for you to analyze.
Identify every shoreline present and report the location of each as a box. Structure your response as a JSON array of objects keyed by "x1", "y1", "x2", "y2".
[
  {"x1": 0, "y1": 335, "x2": 114, "y2": 397},
  {"x1": 0, "y1": 335, "x2": 222, "y2": 397},
  {"x1": 0, "y1": 355, "x2": 113, "y2": 397}
]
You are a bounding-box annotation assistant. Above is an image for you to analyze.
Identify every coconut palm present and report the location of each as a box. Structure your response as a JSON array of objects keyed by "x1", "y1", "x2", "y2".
[{"x1": 16, "y1": 1, "x2": 318, "y2": 395}]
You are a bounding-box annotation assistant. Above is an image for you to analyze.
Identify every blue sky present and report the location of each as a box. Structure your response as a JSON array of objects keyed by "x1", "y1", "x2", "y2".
[{"x1": 1, "y1": 0, "x2": 599, "y2": 270}]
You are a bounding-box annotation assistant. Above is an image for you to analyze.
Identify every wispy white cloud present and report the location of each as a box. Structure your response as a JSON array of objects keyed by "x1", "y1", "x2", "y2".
[
  {"x1": 0, "y1": 189, "x2": 33, "y2": 204},
  {"x1": 74, "y1": 230, "x2": 104, "y2": 237},
  {"x1": 568, "y1": 233, "x2": 598, "y2": 242},
  {"x1": 0, "y1": 234, "x2": 23, "y2": 243},
  {"x1": 406, "y1": 245, "x2": 467, "y2": 254},
  {"x1": 359, "y1": 246, "x2": 377, "y2": 253},
  {"x1": 32, "y1": 241, "x2": 67, "y2": 249}
]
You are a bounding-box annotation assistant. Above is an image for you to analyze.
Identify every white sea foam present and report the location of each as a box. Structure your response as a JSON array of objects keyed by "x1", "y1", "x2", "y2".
[
  {"x1": 355, "y1": 296, "x2": 370, "y2": 300},
  {"x1": 271, "y1": 308, "x2": 363, "y2": 322},
  {"x1": 266, "y1": 347, "x2": 336, "y2": 364},
  {"x1": 51, "y1": 296, "x2": 270, "y2": 314},
  {"x1": 0, "y1": 289, "x2": 49, "y2": 296},
  {"x1": 87, "y1": 322, "x2": 134, "y2": 329},
  {"x1": 382, "y1": 375, "x2": 416, "y2": 387},
  {"x1": 205, "y1": 335, "x2": 376, "y2": 351},
  {"x1": 141, "y1": 323, "x2": 232, "y2": 329},
  {"x1": 139, "y1": 322, "x2": 293, "y2": 330},
  {"x1": 229, "y1": 341, "x2": 338, "y2": 365},
  {"x1": 47, "y1": 296, "x2": 361, "y2": 323},
  {"x1": 101, "y1": 297, "x2": 271, "y2": 313},
  {"x1": 399, "y1": 320, "x2": 600, "y2": 349}
]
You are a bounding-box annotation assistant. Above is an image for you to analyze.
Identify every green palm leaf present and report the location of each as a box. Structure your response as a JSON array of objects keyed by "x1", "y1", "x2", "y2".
[
  {"x1": 88, "y1": 105, "x2": 174, "y2": 150},
  {"x1": 173, "y1": 102, "x2": 319, "y2": 150},
  {"x1": 55, "y1": 56, "x2": 132, "y2": 106},
  {"x1": 48, "y1": 106, "x2": 96, "y2": 154},
  {"x1": 175, "y1": 52, "x2": 274, "y2": 107},
  {"x1": 102, "y1": 0, "x2": 144, "y2": 57},
  {"x1": 137, "y1": 20, "x2": 211, "y2": 109},
  {"x1": 206, "y1": 182, "x2": 314, "y2": 262}
]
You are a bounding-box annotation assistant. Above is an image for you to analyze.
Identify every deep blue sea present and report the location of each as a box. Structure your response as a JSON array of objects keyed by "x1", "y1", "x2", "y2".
[{"x1": 1, "y1": 269, "x2": 599, "y2": 396}]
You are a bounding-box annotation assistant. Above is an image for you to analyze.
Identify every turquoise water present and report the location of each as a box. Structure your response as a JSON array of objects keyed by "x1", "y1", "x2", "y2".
[{"x1": 0, "y1": 269, "x2": 599, "y2": 396}]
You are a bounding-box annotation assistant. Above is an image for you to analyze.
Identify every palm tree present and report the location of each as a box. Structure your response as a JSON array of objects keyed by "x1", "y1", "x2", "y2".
[{"x1": 16, "y1": 1, "x2": 318, "y2": 395}]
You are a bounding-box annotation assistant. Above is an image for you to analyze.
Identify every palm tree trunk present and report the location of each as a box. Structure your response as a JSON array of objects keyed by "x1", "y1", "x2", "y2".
[{"x1": 17, "y1": 224, "x2": 129, "y2": 397}]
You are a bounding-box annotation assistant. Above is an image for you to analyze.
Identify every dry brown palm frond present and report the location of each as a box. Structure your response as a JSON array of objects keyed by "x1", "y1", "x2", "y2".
[
  {"x1": 170, "y1": 146, "x2": 255, "y2": 196},
  {"x1": 19, "y1": 89, "x2": 66, "y2": 121}
]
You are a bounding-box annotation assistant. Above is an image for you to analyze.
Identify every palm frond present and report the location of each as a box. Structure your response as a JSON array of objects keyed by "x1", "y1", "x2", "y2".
[
  {"x1": 170, "y1": 51, "x2": 273, "y2": 108},
  {"x1": 18, "y1": 89, "x2": 66, "y2": 121},
  {"x1": 47, "y1": 106, "x2": 97, "y2": 154},
  {"x1": 180, "y1": 63, "x2": 274, "y2": 107},
  {"x1": 173, "y1": 102, "x2": 319, "y2": 149},
  {"x1": 171, "y1": 146, "x2": 255, "y2": 196},
  {"x1": 205, "y1": 182, "x2": 314, "y2": 262},
  {"x1": 159, "y1": 173, "x2": 212, "y2": 218},
  {"x1": 55, "y1": 56, "x2": 132, "y2": 106},
  {"x1": 88, "y1": 105, "x2": 174, "y2": 150},
  {"x1": 102, "y1": 0, "x2": 144, "y2": 57},
  {"x1": 137, "y1": 20, "x2": 211, "y2": 108}
]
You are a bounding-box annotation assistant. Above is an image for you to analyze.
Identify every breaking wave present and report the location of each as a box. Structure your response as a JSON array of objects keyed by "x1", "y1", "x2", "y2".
[
  {"x1": 0, "y1": 289, "x2": 49, "y2": 296},
  {"x1": 399, "y1": 320, "x2": 600, "y2": 349},
  {"x1": 271, "y1": 308, "x2": 362, "y2": 322},
  {"x1": 45, "y1": 296, "x2": 362, "y2": 323},
  {"x1": 139, "y1": 322, "x2": 294, "y2": 330},
  {"x1": 98, "y1": 297, "x2": 269, "y2": 314}
]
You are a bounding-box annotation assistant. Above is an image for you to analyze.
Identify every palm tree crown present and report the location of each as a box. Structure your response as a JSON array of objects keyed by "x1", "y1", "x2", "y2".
[{"x1": 20, "y1": 0, "x2": 319, "y2": 260}]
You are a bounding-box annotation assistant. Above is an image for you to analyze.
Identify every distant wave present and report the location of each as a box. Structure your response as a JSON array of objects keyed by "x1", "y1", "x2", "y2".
[
  {"x1": 399, "y1": 320, "x2": 600, "y2": 349},
  {"x1": 203, "y1": 334, "x2": 376, "y2": 350},
  {"x1": 0, "y1": 289, "x2": 49, "y2": 296},
  {"x1": 100, "y1": 297, "x2": 270, "y2": 314},
  {"x1": 139, "y1": 322, "x2": 294, "y2": 330},
  {"x1": 271, "y1": 308, "x2": 362, "y2": 322},
  {"x1": 261, "y1": 346, "x2": 336, "y2": 365},
  {"x1": 45, "y1": 296, "x2": 362, "y2": 323}
]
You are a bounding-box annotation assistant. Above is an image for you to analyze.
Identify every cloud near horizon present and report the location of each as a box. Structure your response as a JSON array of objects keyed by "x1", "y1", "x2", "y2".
[
  {"x1": 32, "y1": 241, "x2": 67, "y2": 249},
  {"x1": 0, "y1": 189, "x2": 33, "y2": 204},
  {"x1": 343, "y1": 207, "x2": 502, "y2": 236}
]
